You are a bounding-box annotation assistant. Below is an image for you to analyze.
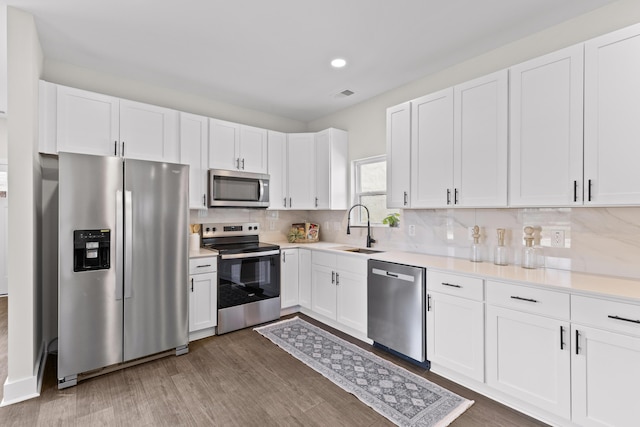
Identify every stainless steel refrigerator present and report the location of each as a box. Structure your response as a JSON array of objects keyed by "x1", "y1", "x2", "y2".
[{"x1": 58, "y1": 152, "x2": 189, "y2": 389}]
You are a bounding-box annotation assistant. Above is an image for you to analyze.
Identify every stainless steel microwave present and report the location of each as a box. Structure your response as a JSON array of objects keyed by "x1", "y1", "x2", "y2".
[{"x1": 208, "y1": 169, "x2": 270, "y2": 208}]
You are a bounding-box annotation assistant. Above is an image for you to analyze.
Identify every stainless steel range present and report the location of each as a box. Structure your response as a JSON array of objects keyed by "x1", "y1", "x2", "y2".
[{"x1": 202, "y1": 222, "x2": 281, "y2": 334}]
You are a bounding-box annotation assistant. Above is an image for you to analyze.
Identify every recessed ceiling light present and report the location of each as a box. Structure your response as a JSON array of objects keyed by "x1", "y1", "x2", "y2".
[{"x1": 331, "y1": 58, "x2": 347, "y2": 68}]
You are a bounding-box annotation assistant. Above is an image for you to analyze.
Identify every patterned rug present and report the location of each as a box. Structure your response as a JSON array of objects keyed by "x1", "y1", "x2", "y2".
[{"x1": 255, "y1": 317, "x2": 473, "y2": 427}]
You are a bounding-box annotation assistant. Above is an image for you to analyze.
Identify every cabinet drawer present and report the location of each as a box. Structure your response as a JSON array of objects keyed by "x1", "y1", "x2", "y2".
[
  {"x1": 312, "y1": 250, "x2": 336, "y2": 268},
  {"x1": 427, "y1": 271, "x2": 484, "y2": 301},
  {"x1": 336, "y1": 255, "x2": 367, "y2": 275},
  {"x1": 572, "y1": 295, "x2": 640, "y2": 337},
  {"x1": 486, "y1": 281, "x2": 569, "y2": 320},
  {"x1": 189, "y1": 257, "x2": 217, "y2": 274}
]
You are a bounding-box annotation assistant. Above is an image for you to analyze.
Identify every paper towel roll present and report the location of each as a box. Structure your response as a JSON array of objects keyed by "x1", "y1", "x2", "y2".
[{"x1": 189, "y1": 233, "x2": 200, "y2": 252}]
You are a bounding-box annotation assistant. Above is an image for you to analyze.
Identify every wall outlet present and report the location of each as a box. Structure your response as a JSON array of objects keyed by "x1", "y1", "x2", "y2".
[
  {"x1": 408, "y1": 225, "x2": 416, "y2": 236},
  {"x1": 551, "y1": 229, "x2": 565, "y2": 248}
]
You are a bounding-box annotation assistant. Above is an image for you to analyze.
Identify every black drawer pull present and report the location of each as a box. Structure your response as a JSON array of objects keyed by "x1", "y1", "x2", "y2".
[
  {"x1": 510, "y1": 296, "x2": 538, "y2": 303},
  {"x1": 573, "y1": 180, "x2": 577, "y2": 202},
  {"x1": 196, "y1": 264, "x2": 212, "y2": 268},
  {"x1": 441, "y1": 282, "x2": 462, "y2": 288},
  {"x1": 575, "y1": 329, "x2": 580, "y2": 355},
  {"x1": 608, "y1": 315, "x2": 640, "y2": 324},
  {"x1": 560, "y1": 326, "x2": 565, "y2": 350}
]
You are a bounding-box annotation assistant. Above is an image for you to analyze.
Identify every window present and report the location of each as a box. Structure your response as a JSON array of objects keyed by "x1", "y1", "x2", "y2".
[{"x1": 352, "y1": 155, "x2": 398, "y2": 226}]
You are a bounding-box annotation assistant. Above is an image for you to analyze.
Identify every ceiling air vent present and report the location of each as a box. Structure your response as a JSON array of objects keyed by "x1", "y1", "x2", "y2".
[{"x1": 335, "y1": 89, "x2": 355, "y2": 98}]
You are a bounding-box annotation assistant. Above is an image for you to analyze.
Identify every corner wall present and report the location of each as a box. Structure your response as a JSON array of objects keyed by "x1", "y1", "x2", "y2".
[{"x1": 2, "y1": 7, "x2": 45, "y2": 405}]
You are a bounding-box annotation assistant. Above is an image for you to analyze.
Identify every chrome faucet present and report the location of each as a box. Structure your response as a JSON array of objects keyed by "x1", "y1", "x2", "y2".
[{"x1": 346, "y1": 204, "x2": 376, "y2": 248}]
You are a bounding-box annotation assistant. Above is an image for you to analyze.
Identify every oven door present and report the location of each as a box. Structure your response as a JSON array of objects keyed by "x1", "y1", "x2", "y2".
[{"x1": 217, "y1": 250, "x2": 280, "y2": 310}]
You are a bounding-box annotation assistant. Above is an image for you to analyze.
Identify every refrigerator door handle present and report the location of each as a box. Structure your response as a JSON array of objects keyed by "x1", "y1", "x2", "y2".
[
  {"x1": 124, "y1": 190, "x2": 133, "y2": 299},
  {"x1": 115, "y1": 190, "x2": 124, "y2": 300}
]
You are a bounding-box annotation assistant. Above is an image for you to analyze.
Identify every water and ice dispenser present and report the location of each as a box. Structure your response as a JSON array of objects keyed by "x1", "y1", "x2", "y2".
[{"x1": 73, "y1": 229, "x2": 111, "y2": 272}]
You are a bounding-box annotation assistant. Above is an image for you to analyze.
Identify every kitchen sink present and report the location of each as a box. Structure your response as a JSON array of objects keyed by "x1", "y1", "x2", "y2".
[{"x1": 336, "y1": 247, "x2": 385, "y2": 255}]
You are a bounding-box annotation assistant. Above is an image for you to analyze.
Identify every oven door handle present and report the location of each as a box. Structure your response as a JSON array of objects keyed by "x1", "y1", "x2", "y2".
[{"x1": 219, "y1": 250, "x2": 280, "y2": 260}]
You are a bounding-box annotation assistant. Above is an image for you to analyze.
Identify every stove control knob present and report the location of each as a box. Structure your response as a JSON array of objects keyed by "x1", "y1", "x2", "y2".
[
  {"x1": 212, "y1": 227, "x2": 217, "y2": 232},
  {"x1": 205, "y1": 227, "x2": 210, "y2": 232}
]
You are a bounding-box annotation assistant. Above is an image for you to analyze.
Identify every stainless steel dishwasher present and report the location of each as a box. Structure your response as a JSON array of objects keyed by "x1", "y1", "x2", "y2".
[{"x1": 368, "y1": 260, "x2": 426, "y2": 364}]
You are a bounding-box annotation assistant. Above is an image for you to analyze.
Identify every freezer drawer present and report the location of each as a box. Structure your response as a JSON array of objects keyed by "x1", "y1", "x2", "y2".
[{"x1": 367, "y1": 260, "x2": 426, "y2": 362}]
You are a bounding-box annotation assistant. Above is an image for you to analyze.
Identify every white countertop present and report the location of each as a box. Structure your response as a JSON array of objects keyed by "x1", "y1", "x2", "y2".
[
  {"x1": 189, "y1": 247, "x2": 218, "y2": 259},
  {"x1": 277, "y1": 241, "x2": 640, "y2": 303}
]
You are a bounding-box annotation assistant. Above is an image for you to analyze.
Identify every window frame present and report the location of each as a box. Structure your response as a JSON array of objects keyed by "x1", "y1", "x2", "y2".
[{"x1": 351, "y1": 154, "x2": 389, "y2": 226}]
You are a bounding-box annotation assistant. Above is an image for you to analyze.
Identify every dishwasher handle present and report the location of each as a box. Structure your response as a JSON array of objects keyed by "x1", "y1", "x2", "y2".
[{"x1": 371, "y1": 268, "x2": 416, "y2": 283}]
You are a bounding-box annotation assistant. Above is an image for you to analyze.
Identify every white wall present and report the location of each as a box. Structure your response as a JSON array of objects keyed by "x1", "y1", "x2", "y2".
[
  {"x1": 44, "y1": 60, "x2": 308, "y2": 134},
  {"x1": 3, "y1": 6, "x2": 44, "y2": 405},
  {"x1": 0, "y1": 118, "x2": 7, "y2": 161}
]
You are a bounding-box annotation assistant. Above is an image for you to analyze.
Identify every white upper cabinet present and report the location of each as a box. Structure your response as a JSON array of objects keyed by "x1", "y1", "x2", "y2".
[
  {"x1": 510, "y1": 45, "x2": 584, "y2": 207},
  {"x1": 386, "y1": 102, "x2": 411, "y2": 208},
  {"x1": 53, "y1": 83, "x2": 179, "y2": 162},
  {"x1": 584, "y1": 23, "x2": 640, "y2": 205},
  {"x1": 454, "y1": 70, "x2": 508, "y2": 207},
  {"x1": 410, "y1": 88, "x2": 454, "y2": 208},
  {"x1": 119, "y1": 99, "x2": 179, "y2": 163},
  {"x1": 180, "y1": 112, "x2": 209, "y2": 209},
  {"x1": 314, "y1": 128, "x2": 348, "y2": 210},
  {"x1": 56, "y1": 85, "x2": 120, "y2": 157},
  {"x1": 239, "y1": 125, "x2": 268, "y2": 174},
  {"x1": 267, "y1": 130, "x2": 287, "y2": 210},
  {"x1": 0, "y1": 4, "x2": 7, "y2": 116},
  {"x1": 209, "y1": 119, "x2": 267, "y2": 174},
  {"x1": 287, "y1": 133, "x2": 316, "y2": 209}
]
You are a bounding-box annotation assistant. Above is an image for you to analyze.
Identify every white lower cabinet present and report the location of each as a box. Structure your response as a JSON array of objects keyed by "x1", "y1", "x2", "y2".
[
  {"x1": 280, "y1": 249, "x2": 299, "y2": 309},
  {"x1": 486, "y1": 281, "x2": 571, "y2": 419},
  {"x1": 298, "y1": 249, "x2": 312, "y2": 309},
  {"x1": 188, "y1": 257, "x2": 217, "y2": 340},
  {"x1": 310, "y1": 251, "x2": 367, "y2": 334},
  {"x1": 571, "y1": 295, "x2": 640, "y2": 427},
  {"x1": 426, "y1": 271, "x2": 484, "y2": 382}
]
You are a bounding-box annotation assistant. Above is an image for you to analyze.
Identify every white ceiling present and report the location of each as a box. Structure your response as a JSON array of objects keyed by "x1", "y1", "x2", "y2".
[{"x1": 7, "y1": 0, "x2": 617, "y2": 122}]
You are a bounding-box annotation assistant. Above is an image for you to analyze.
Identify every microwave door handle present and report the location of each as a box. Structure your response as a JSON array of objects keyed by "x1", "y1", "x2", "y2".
[{"x1": 259, "y1": 179, "x2": 265, "y2": 202}]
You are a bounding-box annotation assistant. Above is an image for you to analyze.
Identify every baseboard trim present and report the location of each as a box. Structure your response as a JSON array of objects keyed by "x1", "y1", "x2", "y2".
[{"x1": 1, "y1": 340, "x2": 46, "y2": 407}]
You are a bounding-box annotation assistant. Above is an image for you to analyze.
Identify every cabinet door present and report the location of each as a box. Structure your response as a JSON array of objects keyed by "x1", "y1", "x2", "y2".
[
  {"x1": 336, "y1": 269, "x2": 367, "y2": 334},
  {"x1": 311, "y1": 263, "x2": 336, "y2": 320},
  {"x1": 486, "y1": 305, "x2": 571, "y2": 418},
  {"x1": 510, "y1": 45, "x2": 584, "y2": 206},
  {"x1": 585, "y1": 24, "x2": 640, "y2": 205},
  {"x1": 209, "y1": 118, "x2": 239, "y2": 170},
  {"x1": 386, "y1": 102, "x2": 411, "y2": 208},
  {"x1": 454, "y1": 70, "x2": 508, "y2": 207},
  {"x1": 180, "y1": 112, "x2": 208, "y2": 209},
  {"x1": 267, "y1": 130, "x2": 287, "y2": 210},
  {"x1": 315, "y1": 129, "x2": 348, "y2": 210},
  {"x1": 280, "y1": 249, "x2": 299, "y2": 309},
  {"x1": 572, "y1": 325, "x2": 640, "y2": 427},
  {"x1": 119, "y1": 100, "x2": 179, "y2": 162},
  {"x1": 239, "y1": 125, "x2": 268, "y2": 173},
  {"x1": 411, "y1": 88, "x2": 454, "y2": 208},
  {"x1": 427, "y1": 292, "x2": 484, "y2": 382},
  {"x1": 57, "y1": 85, "x2": 119, "y2": 156},
  {"x1": 189, "y1": 272, "x2": 217, "y2": 332},
  {"x1": 298, "y1": 249, "x2": 312, "y2": 309},
  {"x1": 287, "y1": 133, "x2": 316, "y2": 209}
]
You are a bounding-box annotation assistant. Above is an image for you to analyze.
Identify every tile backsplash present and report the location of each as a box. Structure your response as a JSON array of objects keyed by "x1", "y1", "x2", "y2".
[{"x1": 192, "y1": 206, "x2": 640, "y2": 280}]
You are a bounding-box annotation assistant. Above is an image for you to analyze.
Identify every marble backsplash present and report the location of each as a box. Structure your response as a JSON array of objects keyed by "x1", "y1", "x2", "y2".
[{"x1": 191, "y1": 206, "x2": 640, "y2": 280}]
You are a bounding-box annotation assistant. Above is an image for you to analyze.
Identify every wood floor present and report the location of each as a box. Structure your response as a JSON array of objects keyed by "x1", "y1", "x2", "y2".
[{"x1": 0, "y1": 298, "x2": 547, "y2": 426}]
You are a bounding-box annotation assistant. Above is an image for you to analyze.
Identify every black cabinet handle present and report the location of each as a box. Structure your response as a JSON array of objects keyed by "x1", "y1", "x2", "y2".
[
  {"x1": 454, "y1": 188, "x2": 459, "y2": 204},
  {"x1": 403, "y1": 191, "x2": 408, "y2": 206},
  {"x1": 560, "y1": 326, "x2": 565, "y2": 350},
  {"x1": 575, "y1": 329, "x2": 580, "y2": 355},
  {"x1": 315, "y1": 197, "x2": 318, "y2": 208},
  {"x1": 203, "y1": 194, "x2": 206, "y2": 207},
  {"x1": 510, "y1": 296, "x2": 538, "y2": 303},
  {"x1": 608, "y1": 315, "x2": 640, "y2": 324},
  {"x1": 289, "y1": 197, "x2": 292, "y2": 207},
  {"x1": 121, "y1": 141, "x2": 125, "y2": 157},
  {"x1": 283, "y1": 252, "x2": 286, "y2": 263},
  {"x1": 190, "y1": 278, "x2": 194, "y2": 292},
  {"x1": 573, "y1": 181, "x2": 577, "y2": 202},
  {"x1": 588, "y1": 179, "x2": 592, "y2": 201},
  {"x1": 241, "y1": 158, "x2": 245, "y2": 170},
  {"x1": 442, "y1": 282, "x2": 462, "y2": 288},
  {"x1": 331, "y1": 271, "x2": 335, "y2": 284},
  {"x1": 427, "y1": 294, "x2": 431, "y2": 311},
  {"x1": 446, "y1": 189, "x2": 451, "y2": 205},
  {"x1": 114, "y1": 140, "x2": 118, "y2": 156},
  {"x1": 335, "y1": 272, "x2": 340, "y2": 286}
]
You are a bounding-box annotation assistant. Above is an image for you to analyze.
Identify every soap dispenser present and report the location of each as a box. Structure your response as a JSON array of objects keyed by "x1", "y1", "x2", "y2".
[
  {"x1": 521, "y1": 226, "x2": 538, "y2": 269},
  {"x1": 469, "y1": 225, "x2": 482, "y2": 262},
  {"x1": 494, "y1": 228, "x2": 508, "y2": 266}
]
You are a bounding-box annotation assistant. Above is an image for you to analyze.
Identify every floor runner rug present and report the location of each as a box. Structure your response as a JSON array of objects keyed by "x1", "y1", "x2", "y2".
[{"x1": 255, "y1": 317, "x2": 473, "y2": 427}]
